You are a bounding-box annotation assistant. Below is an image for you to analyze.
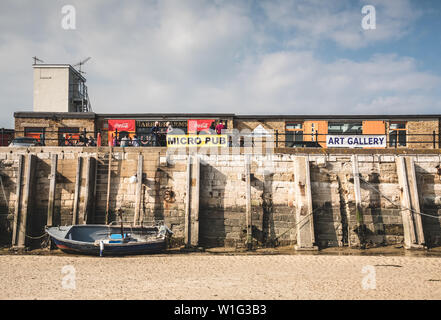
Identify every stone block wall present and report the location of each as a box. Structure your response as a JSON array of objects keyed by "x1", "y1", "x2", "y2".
[
  {"x1": 198, "y1": 155, "x2": 297, "y2": 247},
  {"x1": 309, "y1": 156, "x2": 404, "y2": 247},
  {"x1": 406, "y1": 120, "x2": 439, "y2": 149},
  {"x1": 415, "y1": 159, "x2": 441, "y2": 246},
  {"x1": 0, "y1": 147, "x2": 441, "y2": 249}
]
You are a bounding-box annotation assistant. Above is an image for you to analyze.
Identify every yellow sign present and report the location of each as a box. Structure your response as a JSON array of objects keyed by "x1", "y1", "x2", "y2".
[{"x1": 167, "y1": 134, "x2": 228, "y2": 147}]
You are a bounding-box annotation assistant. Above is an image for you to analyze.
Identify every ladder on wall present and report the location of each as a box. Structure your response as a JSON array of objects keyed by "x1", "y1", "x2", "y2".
[{"x1": 94, "y1": 152, "x2": 119, "y2": 224}]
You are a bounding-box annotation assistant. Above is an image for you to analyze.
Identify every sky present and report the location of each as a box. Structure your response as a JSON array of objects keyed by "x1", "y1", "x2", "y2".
[{"x1": 0, "y1": 0, "x2": 440, "y2": 128}]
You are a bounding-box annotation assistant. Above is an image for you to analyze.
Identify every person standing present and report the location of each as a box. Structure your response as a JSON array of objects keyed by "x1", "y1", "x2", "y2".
[
  {"x1": 166, "y1": 121, "x2": 173, "y2": 134},
  {"x1": 67, "y1": 134, "x2": 73, "y2": 146},
  {"x1": 209, "y1": 121, "x2": 216, "y2": 134},
  {"x1": 132, "y1": 135, "x2": 140, "y2": 147},
  {"x1": 215, "y1": 120, "x2": 225, "y2": 135},
  {"x1": 151, "y1": 121, "x2": 160, "y2": 146},
  {"x1": 86, "y1": 136, "x2": 96, "y2": 147},
  {"x1": 120, "y1": 135, "x2": 129, "y2": 147}
]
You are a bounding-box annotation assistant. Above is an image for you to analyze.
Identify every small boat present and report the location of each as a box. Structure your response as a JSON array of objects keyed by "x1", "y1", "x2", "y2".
[{"x1": 46, "y1": 224, "x2": 173, "y2": 256}]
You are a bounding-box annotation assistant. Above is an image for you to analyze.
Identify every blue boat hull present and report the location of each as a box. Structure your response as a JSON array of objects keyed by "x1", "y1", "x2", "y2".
[
  {"x1": 46, "y1": 225, "x2": 169, "y2": 256},
  {"x1": 52, "y1": 238, "x2": 167, "y2": 256}
]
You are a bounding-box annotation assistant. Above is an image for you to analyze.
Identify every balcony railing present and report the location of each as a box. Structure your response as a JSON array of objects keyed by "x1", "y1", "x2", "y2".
[{"x1": 5, "y1": 129, "x2": 441, "y2": 149}]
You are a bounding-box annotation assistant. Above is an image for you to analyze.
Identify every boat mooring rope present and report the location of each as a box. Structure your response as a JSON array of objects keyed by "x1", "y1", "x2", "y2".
[
  {"x1": 359, "y1": 176, "x2": 441, "y2": 220},
  {"x1": 25, "y1": 233, "x2": 49, "y2": 239}
]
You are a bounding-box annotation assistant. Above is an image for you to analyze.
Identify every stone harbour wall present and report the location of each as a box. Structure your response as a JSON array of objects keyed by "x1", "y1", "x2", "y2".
[{"x1": 0, "y1": 147, "x2": 440, "y2": 250}]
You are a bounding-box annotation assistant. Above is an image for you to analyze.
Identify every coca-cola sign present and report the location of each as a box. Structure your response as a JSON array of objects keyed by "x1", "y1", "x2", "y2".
[{"x1": 188, "y1": 119, "x2": 215, "y2": 133}]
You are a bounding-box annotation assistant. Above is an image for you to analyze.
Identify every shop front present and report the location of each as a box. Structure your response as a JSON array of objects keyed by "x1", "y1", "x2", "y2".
[
  {"x1": 136, "y1": 120, "x2": 187, "y2": 146},
  {"x1": 108, "y1": 119, "x2": 136, "y2": 146}
]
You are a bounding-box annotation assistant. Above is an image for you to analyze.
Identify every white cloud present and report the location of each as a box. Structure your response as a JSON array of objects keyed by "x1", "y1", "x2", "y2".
[{"x1": 261, "y1": 0, "x2": 422, "y2": 49}]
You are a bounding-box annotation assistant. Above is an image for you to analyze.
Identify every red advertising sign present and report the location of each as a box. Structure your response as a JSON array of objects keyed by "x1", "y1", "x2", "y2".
[
  {"x1": 108, "y1": 120, "x2": 136, "y2": 146},
  {"x1": 188, "y1": 119, "x2": 215, "y2": 133},
  {"x1": 108, "y1": 119, "x2": 136, "y2": 132}
]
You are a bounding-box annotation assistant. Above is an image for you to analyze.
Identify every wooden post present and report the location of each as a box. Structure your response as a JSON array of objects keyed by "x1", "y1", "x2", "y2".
[
  {"x1": 91, "y1": 155, "x2": 98, "y2": 224},
  {"x1": 134, "y1": 153, "x2": 143, "y2": 226},
  {"x1": 140, "y1": 184, "x2": 146, "y2": 225},
  {"x1": 17, "y1": 154, "x2": 35, "y2": 248},
  {"x1": 184, "y1": 155, "x2": 191, "y2": 246},
  {"x1": 304, "y1": 155, "x2": 315, "y2": 247},
  {"x1": 80, "y1": 156, "x2": 92, "y2": 224},
  {"x1": 46, "y1": 154, "x2": 58, "y2": 226},
  {"x1": 245, "y1": 155, "x2": 252, "y2": 250},
  {"x1": 190, "y1": 154, "x2": 200, "y2": 247},
  {"x1": 398, "y1": 156, "x2": 416, "y2": 247},
  {"x1": 293, "y1": 156, "x2": 317, "y2": 250},
  {"x1": 351, "y1": 154, "x2": 365, "y2": 247},
  {"x1": 11, "y1": 155, "x2": 24, "y2": 246},
  {"x1": 72, "y1": 156, "x2": 82, "y2": 225},
  {"x1": 396, "y1": 156, "x2": 425, "y2": 248},
  {"x1": 105, "y1": 149, "x2": 112, "y2": 224},
  {"x1": 408, "y1": 157, "x2": 425, "y2": 244}
]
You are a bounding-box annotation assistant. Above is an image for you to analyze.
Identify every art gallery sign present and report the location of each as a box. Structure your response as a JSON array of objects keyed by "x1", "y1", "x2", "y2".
[{"x1": 326, "y1": 135, "x2": 386, "y2": 148}]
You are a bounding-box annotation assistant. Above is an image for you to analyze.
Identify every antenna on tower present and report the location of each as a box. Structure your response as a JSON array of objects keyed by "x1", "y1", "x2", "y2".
[
  {"x1": 73, "y1": 57, "x2": 91, "y2": 74},
  {"x1": 32, "y1": 56, "x2": 44, "y2": 65}
]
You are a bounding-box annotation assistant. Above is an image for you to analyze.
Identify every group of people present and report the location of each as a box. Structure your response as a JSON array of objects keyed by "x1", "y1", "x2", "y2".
[
  {"x1": 109, "y1": 120, "x2": 227, "y2": 147},
  {"x1": 109, "y1": 121, "x2": 173, "y2": 147},
  {"x1": 111, "y1": 134, "x2": 143, "y2": 147},
  {"x1": 63, "y1": 133, "x2": 96, "y2": 146}
]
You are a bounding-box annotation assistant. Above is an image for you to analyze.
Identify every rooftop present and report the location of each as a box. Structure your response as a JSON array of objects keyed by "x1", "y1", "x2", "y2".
[
  {"x1": 32, "y1": 64, "x2": 86, "y2": 82},
  {"x1": 13, "y1": 111, "x2": 441, "y2": 120}
]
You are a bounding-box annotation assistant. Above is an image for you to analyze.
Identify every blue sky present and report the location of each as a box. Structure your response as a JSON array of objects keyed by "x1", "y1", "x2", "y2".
[{"x1": 0, "y1": 0, "x2": 440, "y2": 128}]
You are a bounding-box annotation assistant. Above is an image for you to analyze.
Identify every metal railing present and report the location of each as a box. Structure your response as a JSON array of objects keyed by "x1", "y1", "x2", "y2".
[
  {"x1": 5, "y1": 129, "x2": 441, "y2": 149},
  {"x1": 274, "y1": 131, "x2": 441, "y2": 149}
]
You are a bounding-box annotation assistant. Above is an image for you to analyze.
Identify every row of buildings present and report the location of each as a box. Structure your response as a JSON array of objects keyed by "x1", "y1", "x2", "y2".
[
  {"x1": 14, "y1": 111, "x2": 441, "y2": 149},
  {"x1": 8, "y1": 63, "x2": 441, "y2": 149}
]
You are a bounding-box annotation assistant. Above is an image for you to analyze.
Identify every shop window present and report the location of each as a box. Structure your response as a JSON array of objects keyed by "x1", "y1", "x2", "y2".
[
  {"x1": 389, "y1": 122, "x2": 406, "y2": 147},
  {"x1": 135, "y1": 120, "x2": 188, "y2": 146},
  {"x1": 328, "y1": 122, "x2": 362, "y2": 134},
  {"x1": 24, "y1": 127, "x2": 45, "y2": 145},
  {"x1": 58, "y1": 127, "x2": 80, "y2": 146},
  {"x1": 285, "y1": 122, "x2": 304, "y2": 147}
]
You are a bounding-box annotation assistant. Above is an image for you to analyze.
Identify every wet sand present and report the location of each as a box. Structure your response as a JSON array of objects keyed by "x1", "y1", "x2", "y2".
[{"x1": 1, "y1": 250, "x2": 441, "y2": 300}]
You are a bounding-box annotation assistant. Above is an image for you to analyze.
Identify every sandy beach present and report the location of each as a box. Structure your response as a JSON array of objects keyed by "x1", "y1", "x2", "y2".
[{"x1": 1, "y1": 251, "x2": 441, "y2": 300}]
